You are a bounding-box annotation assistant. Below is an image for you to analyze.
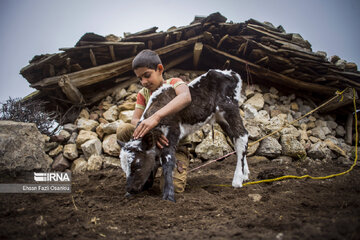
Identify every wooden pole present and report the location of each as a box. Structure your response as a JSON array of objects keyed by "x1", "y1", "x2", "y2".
[
  {"x1": 58, "y1": 75, "x2": 85, "y2": 104},
  {"x1": 345, "y1": 113, "x2": 353, "y2": 145},
  {"x1": 204, "y1": 44, "x2": 336, "y2": 95},
  {"x1": 89, "y1": 49, "x2": 97, "y2": 66},
  {"x1": 109, "y1": 45, "x2": 116, "y2": 62},
  {"x1": 193, "y1": 42, "x2": 203, "y2": 69},
  {"x1": 31, "y1": 35, "x2": 203, "y2": 89}
]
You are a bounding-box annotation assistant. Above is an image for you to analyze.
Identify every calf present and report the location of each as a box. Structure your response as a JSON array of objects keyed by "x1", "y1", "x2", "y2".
[{"x1": 118, "y1": 69, "x2": 249, "y2": 202}]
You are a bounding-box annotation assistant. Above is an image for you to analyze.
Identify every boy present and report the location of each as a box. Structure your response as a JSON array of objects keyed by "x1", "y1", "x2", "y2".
[{"x1": 116, "y1": 49, "x2": 192, "y2": 192}]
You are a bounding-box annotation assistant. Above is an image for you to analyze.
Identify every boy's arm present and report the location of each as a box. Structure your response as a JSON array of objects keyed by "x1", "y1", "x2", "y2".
[
  {"x1": 133, "y1": 84, "x2": 191, "y2": 139},
  {"x1": 131, "y1": 108, "x2": 144, "y2": 126}
]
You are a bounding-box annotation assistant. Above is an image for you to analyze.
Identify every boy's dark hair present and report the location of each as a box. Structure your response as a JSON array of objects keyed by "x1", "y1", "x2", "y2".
[{"x1": 132, "y1": 49, "x2": 162, "y2": 70}]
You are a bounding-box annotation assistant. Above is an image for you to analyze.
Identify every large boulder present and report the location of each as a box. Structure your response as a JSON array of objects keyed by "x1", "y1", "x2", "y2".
[
  {"x1": 0, "y1": 121, "x2": 52, "y2": 173},
  {"x1": 244, "y1": 93, "x2": 264, "y2": 111},
  {"x1": 76, "y1": 118, "x2": 99, "y2": 131},
  {"x1": 81, "y1": 138, "x2": 102, "y2": 160},
  {"x1": 63, "y1": 144, "x2": 78, "y2": 160},
  {"x1": 71, "y1": 157, "x2": 88, "y2": 174},
  {"x1": 75, "y1": 130, "x2": 98, "y2": 148},
  {"x1": 102, "y1": 134, "x2": 121, "y2": 156},
  {"x1": 87, "y1": 155, "x2": 103, "y2": 171},
  {"x1": 195, "y1": 129, "x2": 233, "y2": 160},
  {"x1": 280, "y1": 135, "x2": 306, "y2": 158},
  {"x1": 119, "y1": 110, "x2": 134, "y2": 123},
  {"x1": 0, "y1": 121, "x2": 52, "y2": 172},
  {"x1": 256, "y1": 137, "x2": 282, "y2": 158},
  {"x1": 103, "y1": 105, "x2": 119, "y2": 122}
]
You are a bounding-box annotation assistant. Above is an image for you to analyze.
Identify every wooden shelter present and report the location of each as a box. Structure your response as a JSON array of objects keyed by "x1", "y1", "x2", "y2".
[{"x1": 20, "y1": 12, "x2": 360, "y2": 122}]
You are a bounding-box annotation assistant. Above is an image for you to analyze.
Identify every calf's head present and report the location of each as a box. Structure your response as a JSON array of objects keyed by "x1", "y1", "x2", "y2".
[{"x1": 117, "y1": 132, "x2": 160, "y2": 194}]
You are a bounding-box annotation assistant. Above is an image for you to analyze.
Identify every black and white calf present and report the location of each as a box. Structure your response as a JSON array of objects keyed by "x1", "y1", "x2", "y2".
[{"x1": 118, "y1": 69, "x2": 249, "y2": 202}]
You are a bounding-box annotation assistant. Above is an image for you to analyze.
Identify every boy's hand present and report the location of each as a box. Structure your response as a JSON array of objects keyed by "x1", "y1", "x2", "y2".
[
  {"x1": 133, "y1": 114, "x2": 161, "y2": 139},
  {"x1": 157, "y1": 134, "x2": 169, "y2": 149}
]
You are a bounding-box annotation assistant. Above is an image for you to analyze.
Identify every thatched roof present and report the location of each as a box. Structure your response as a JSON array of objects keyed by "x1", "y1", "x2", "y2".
[{"x1": 20, "y1": 12, "x2": 359, "y2": 121}]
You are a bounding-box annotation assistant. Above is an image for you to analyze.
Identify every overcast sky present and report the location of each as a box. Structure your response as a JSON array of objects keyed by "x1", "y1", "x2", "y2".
[{"x1": 0, "y1": 0, "x2": 359, "y2": 102}]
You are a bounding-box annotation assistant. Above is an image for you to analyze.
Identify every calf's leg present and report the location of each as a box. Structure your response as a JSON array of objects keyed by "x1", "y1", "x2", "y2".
[
  {"x1": 216, "y1": 104, "x2": 249, "y2": 187},
  {"x1": 161, "y1": 148, "x2": 176, "y2": 202}
]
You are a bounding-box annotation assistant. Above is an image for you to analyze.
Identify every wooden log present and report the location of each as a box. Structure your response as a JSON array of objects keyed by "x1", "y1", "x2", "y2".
[
  {"x1": 280, "y1": 68, "x2": 296, "y2": 75},
  {"x1": 222, "y1": 60, "x2": 231, "y2": 70},
  {"x1": 148, "y1": 40, "x2": 153, "y2": 49},
  {"x1": 345, "y1": 113, "x2": 353, "y2": 145},
  {"x1": 31, "y1": 35, "x2": 203, "y2": 89},
  {"x1": 164, "y1": 34, "x2": 171, "y2": 46},
  {"x1": 246, "y1": 18, "x2": 282, "y2": 33},
  {"x1": 166, "y1": 23, "x2": 201, "y2": 33},
  {"x1": 320, "y1": 88, "x2": 358, "y2": 113},
  {"x1": 255, "y1": 56, "x2": 269, "y2": 65},
  {"x1": 236, "y1": 42, "x2": 246, "y2": 55},
  {"x1": 89, "y1": 49, "x2": 97, "y2": 66},
  {"x1": 49, "y1": 64, "x2": 55, "y2": 77},
  {"x1": 122, "y1": 32, "x2": 167, "y2": 42},
  {"x1": 124, "y1": 26, "x2": 158, "y2": 38},
  {"x1": 246, "y1": 25, "x2": 310, "y2": 49},
  {"x1": 58, "y1": 75, "x2": 85, "y2": 104},
  {"x1": 204, "y1": 44, "x2": 336, "y2": 95},
  {"x1": 174, "y1": 31, "x2": 182, "y2": 42},
  {"x1": 164, "y1": 52, "x2": 193, "y2": 70},
  {"x1": 217, "y1": 34, "x2": 229, "y2": 49},
  {"x1": 247, "y1": 23, "x2": 292, "y2": 40},
  {"x1": 71, "y1": 63, "x2": 83, "y2": 72},
  {"x1": 88, "y1": 77, "x2": 138, "y2": 104},
  {"x1": 193, "y1": 42, "x2": 203, "y2": 69},
  {"x1": 59, "y1": 42, "x2": 144, "y2": 51},
  {"x1": 109, "y1": 45, "x2": 116, "y2": 61},
  {"x1": 66, "y1": 58, "x2": 71, "y2": 72},
  {"x1": 132, "y1": 45, "x2": 138, "y2": 56}
]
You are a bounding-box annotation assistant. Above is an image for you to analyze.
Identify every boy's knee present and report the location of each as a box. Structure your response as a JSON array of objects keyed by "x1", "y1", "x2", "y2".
[{"x1": 116, "y1": 123, "x2": 135, "y2": 142}]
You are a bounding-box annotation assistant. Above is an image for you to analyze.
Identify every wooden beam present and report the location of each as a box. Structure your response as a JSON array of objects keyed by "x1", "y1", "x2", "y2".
[
  {"x1": 59, "y1": 42, "x2": 144, "y2": 51},
  {"x1": 58, "y1": 75, "x2": 85, "y2": 104},
  {"x1": 88, "y1": 77, "x2": 138, "y2": 104},
  {"x1": 148, "y1": 40, "x2": 153, "y2": 50},
  {"x1": 132, "y1": 45, "x2": 138, "y2": 56},
  {"x1": 174, "y1": 31, "x2": 182, "y2": 42},
  {"x1": 31, "y1": 35, "x2": 203, "y2": 89},
  {"x1": 49, "y1": 64, "x2": 55, "y2": 77},
  {"x1": 89, "y1": 49, "x2": 97, "y2": 66},
  {"x1": 217, "y1": 34, "x2": 229, "y2": 49},
  {"x1": 222, "y1": 60, "x2": 231, "y2": 70},
  {"x1": 165, "y1": 52, "x2": 193, "y2": 71},
  {"x1": 204, "y1": 44, "x2": 336, "y2": 95},
  {"x1": 109, "y1": 45, "x2": 116, "y2": 61},
  {"x1": 319, "y1": 88, "x2": 358, "y2": 113},
  {"x1": 124, "y1": 26, "x2": 158, "y2": 38},
  {"x1": 345, "y1": 113, "x2": 353, "y2": 145},
  {"x1": 164, "y1": 34, "x2": 170, "y2": 46},
  {"x1": 66, "y1": 58, "x2": 71, "y2": 72},
  {"x1": 193, "y1": 42, "x2": 203, "y2": 69}
]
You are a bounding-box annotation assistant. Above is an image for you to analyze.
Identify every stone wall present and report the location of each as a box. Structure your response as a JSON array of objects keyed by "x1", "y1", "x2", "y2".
[{"x1": 43, "y1": 70, "x2": 356, "y2": 174}]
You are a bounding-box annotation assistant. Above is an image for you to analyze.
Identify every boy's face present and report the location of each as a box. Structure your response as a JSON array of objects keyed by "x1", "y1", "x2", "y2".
[{"x1": 134, "y1": 64, "x2": 164, "y2": 92}]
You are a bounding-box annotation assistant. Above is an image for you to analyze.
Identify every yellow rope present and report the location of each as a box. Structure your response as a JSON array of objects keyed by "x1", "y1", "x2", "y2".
[{"x1": 213, "y1": 88, "x2": 358, "y2": 188}]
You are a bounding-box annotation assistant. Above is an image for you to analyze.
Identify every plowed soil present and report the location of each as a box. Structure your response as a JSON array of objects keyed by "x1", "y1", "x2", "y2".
[{"x1": 1, "y1": 155, "x2": 359, "y2": 240}]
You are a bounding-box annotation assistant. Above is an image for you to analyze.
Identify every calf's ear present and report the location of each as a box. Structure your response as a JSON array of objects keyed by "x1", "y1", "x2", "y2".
[{"x1": 117, "y1": 140, "x2": 126, "y2": 148}]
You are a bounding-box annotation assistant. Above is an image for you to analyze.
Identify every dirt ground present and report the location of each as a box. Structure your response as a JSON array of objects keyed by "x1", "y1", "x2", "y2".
[{"x1": 1, "y1": 155, "x2": 359, "y2": 240}]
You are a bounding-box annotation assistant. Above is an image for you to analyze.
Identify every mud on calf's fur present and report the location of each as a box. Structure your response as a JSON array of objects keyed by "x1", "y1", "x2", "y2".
[{"x1": 118, "y1": 69, "x2": 249, "y2": 202}]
